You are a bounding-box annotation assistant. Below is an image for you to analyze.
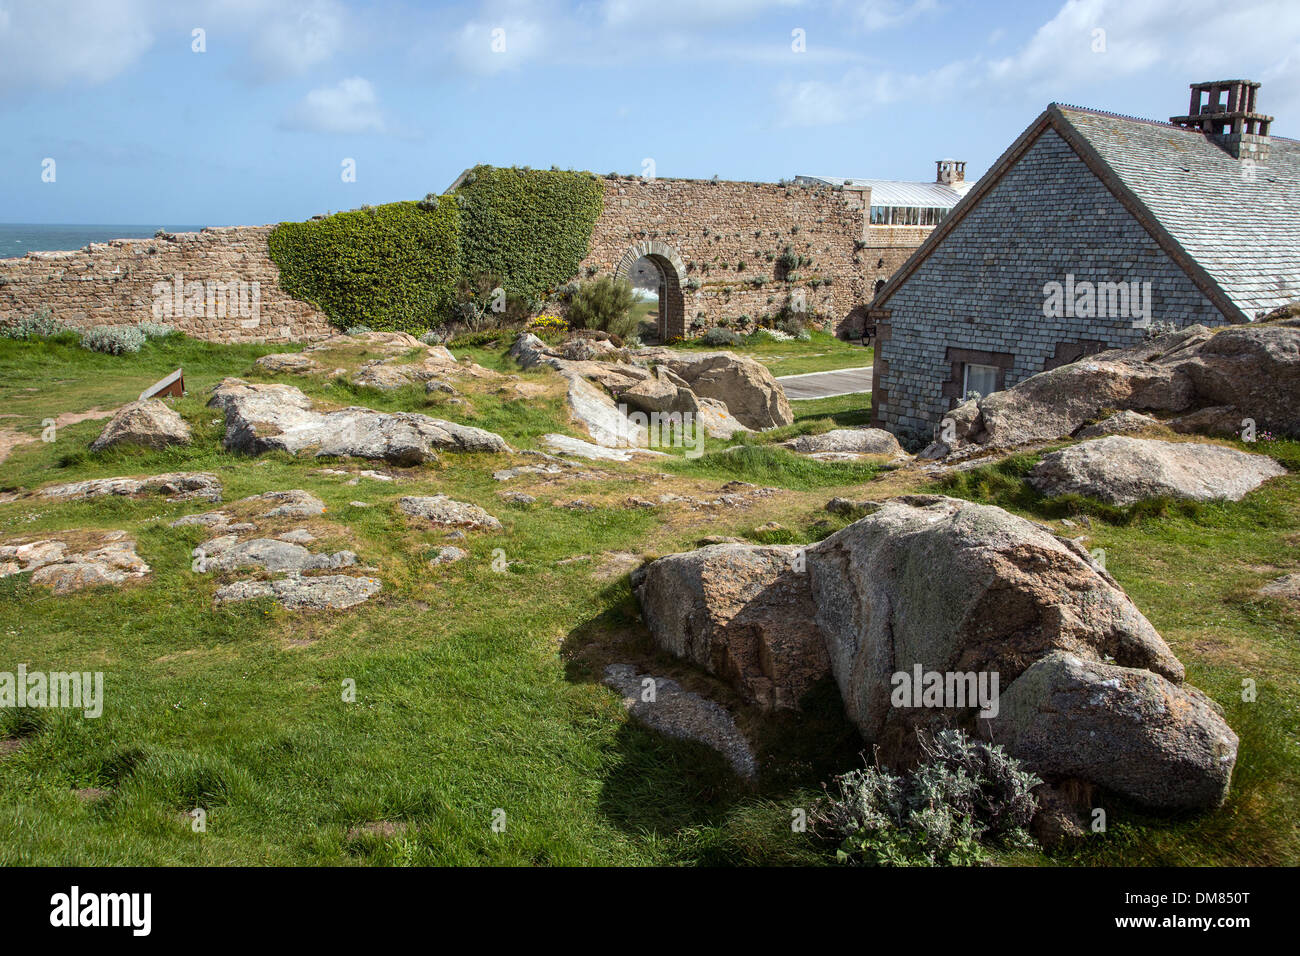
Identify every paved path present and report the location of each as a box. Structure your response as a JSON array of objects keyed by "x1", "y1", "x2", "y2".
[{"x1": 775, "y1": 366, "x2": 873, "y2": 400}]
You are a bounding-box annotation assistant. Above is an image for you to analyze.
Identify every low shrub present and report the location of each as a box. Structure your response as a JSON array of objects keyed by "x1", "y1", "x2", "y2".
[
  {"x1": 344, "y1": 324, "x2": 373, "y2": 336},
  {"x1": 135, "y1": 321, "x2": 176, "y2": 339},
  {"x1": 811, "y1": 729, "x2": 1040, "y2": 866},
  {"x1": 700, "y1": 327, "x2": 741, "y2": 347},
  {"x1": 566, "y1": 276, "x2": 638, "y2": 338},
  {"x1": 1, "y1": 307, "x2": 69, "y2": 340},
  {"x1": 80, "y1": 325, "x2": 146, "y2": 355}
]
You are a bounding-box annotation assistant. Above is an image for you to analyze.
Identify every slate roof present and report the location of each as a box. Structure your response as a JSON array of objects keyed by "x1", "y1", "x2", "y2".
[
  {"x1": 873, "y1": 104, "x2": 1300, "y2": 320},
  {"x1": 1057, "y1": 105, "x2": 1300, "y2": 318}
]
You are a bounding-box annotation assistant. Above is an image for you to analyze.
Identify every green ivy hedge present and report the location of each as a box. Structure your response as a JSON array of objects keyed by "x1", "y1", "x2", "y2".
[
  {"x1": 268, "y1": 198, "x2": 460, "y2": 333},
  {"x1": 454, "y1": 165, "x2": 604, "y2": 303}
]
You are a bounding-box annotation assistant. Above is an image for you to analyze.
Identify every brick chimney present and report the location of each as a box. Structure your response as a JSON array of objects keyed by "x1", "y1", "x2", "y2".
[
  {"x1": 1170, "y1": 80, "x2": 1272, "y2": 162},
  {"x1": 935, "y1": 158, "x2": 965, "y2": 185}
]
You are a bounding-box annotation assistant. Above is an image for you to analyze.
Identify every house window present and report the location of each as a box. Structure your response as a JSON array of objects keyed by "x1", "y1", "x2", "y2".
[{"x1": 962, "y1": 363, "x2": 1000, "y2": 400}]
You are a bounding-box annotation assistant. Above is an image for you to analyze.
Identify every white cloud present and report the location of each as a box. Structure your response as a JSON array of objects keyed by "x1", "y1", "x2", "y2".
[
  {"x1": 0, "y1": 0, "x2": 158, "y2": 90},
  {"x1": 241, "y1": 0, "x2": 347, "y2": 80},
  {"x1": 282, "y1": 76, "x2": 386, "y2": 134},
  {"x1": 779, "y1": 0, "x2": 1300, "y2": 127},
  {"x1": 847, "y1": 0, "x2": 939, "y2": 33},
  {"x1": 600, "y1": 0, "x2": 803, "y2": 29},
  {"x1": 447, "y1": 17, "x2": 549, "y2": 75}
]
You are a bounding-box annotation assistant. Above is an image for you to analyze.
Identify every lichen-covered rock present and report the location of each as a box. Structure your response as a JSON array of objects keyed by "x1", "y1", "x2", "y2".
[
  {"x1": 208, "y1": 378, "x2": 510, "y2": 464},
  {"x1": 240, "y1": 489, "x2": 326, "y2": 518},
  {"x1": 192, "y1": 537, "x2": 355, "y2": 573},
  {"x1": 254, "y1": 352, "x2": 321, "y2": 374},
  {"x1": 634, "y1": 543, "x2": 831, "y2": 710},
  {"x1": 635, "y1": 348, "x2": 794, "y2": 430},
  {"x1": 90, "y1": 400, "x2": 191, "y2": 452},
  {"x1": 985, "y1": 652, "x2": 1238, "y2": 809},
  {"x1": 1, "y1": 533, "x2": 150, "y2": 593},
  {"x1": 1029, "y1": 436, "x2": 1285, "y2": 505},
  {"x1": 784, "y1": 427, "x2": 902, "y2": 457},
  {"x1": 214, "y1": 573, "x2": 381, "y2": 610},
  {"x1": 38, "y1": 472, "x2": 222, "y2": 503},
  {"x1": 397, "y1": 495, "x2": 502, "y2": 532}
]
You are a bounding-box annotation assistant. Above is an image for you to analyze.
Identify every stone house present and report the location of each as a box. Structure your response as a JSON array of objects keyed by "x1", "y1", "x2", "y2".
[{"x1": 869, "y1": 80, "x2": 1300, "y2": 447}]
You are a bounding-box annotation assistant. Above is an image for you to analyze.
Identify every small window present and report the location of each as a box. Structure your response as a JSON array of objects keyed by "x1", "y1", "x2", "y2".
[{"x1": 962, "y1": 363, "x2": 999, "y2": 400}]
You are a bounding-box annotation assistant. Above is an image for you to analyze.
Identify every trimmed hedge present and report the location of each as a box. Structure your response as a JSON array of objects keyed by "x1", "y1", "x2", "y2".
[
  {"x1": 454, "y1": 165, "x2": 604, "y2": 303},
  {"x1": 268, "y1": 198, "x2": 460, "y2": 332}
]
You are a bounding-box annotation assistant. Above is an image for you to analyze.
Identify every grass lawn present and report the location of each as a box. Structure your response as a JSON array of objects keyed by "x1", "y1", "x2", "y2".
[
  {"x1": 663, "y1": 329, "x2": 872, "y2": 376},
  {"x1": 0, "y1": 334, "x2": 1295, "y2": 866}
]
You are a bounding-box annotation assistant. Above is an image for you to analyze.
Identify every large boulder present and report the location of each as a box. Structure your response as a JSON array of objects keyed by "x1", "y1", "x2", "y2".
[
  {"x1": 939, "y1": 318, "x2": 1300, "y2": 455},
  {"x1": 975, "y1": 358, "x2": 1194, "y2": 448},
  {"x1": 208, "y1": 379, "x2": 510, "y2": 464},
  {"x1": 90, "y1": 400, "x2": 191, "y2": 452},
  {"x1": 635, "y1": 543, "x2": 832, "y2": 711},
  {"x1": 636, "y1": 348, "x2": 793, "y2": 430},
  {"x1": 784, "y1": 427, "x2": 902, "y2": 457},
  {"x1": 563, "y1": 374, "x2": 648, "y2": 448},
  {"x1": 985, "y1": 652, "x2": 1237, "y2": 809},
  {"x1": 634, "y1": 495, "x2": 1236, "y2": 808},
  {"x1": 1029, "y1": 436, "x2": 1286, "y2": 505},
  {"x1": 803, "y1": 496, "x2": 1182, "y2": 752}
]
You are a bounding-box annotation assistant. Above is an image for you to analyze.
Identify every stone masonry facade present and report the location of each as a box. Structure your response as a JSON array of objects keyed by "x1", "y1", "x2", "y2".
[
  {"x1": 579, "y1": 177, "x2": 878, "y2": 340},
  {"x1": 871, "y1": 129, "x2": 1228, "y2": 447},
  {"x1": 0, "y1": 176, "x2": 940, "y2": 346},
  {"x1": 0, "y1": 226, "x2": 332, "y2": 344}
]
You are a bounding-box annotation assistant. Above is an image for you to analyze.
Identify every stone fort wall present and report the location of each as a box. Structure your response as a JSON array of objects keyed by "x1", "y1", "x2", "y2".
[
  {"x1": 0, "y1": 226, "x2": 332, "y2": 344},
  {"x1": 580, "y1": 176, "x2": 876, "y2": 338},
  {"x1": 0, "y1": 176, "x2": 937, "y2": 344}
]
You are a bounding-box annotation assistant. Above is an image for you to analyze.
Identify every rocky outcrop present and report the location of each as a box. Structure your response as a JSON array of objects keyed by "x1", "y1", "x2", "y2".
[
  {"x1": 784, "y1": 427, "x2": 902, "y2": 457},
  {"x1": 240, "y1": 489, "x2": 326, "y2": 518},
  {"x1": 254, "y1": 352, "x2": 321, "y2": 374},
  {"x1": 208, "y1": 378, "x2": 510, "y2": 464},
  {"x1": 0, "y1": 532, "x2": 150, "y2": 593},
  {"x1": 1029, "y1": 437, "x2": 1286, "y2": 505},
  {"x1": 931, "y1": 318, "x2": 1300, "y2": 455},
  {"x1": 397, "y1": 495, "x2": 502, "y2": 532},
  {"x1": 635, "y1": 543, "x2": 831, "y2": 711},
  {"x1": 38, "y1": 472, "x2": 222, "y2": 503},
  {"x1": 1075, "y1": 410, "x2": 1161, "y2": 440},
  {"x1": 192, "y1": 536, "x2": 356, "y2": 573},
  {"x1": 634, "y1": 495, "x2": 1234, "y2": 809},
  {"x1": 90, "y1": 400, "x2": 191, "y2": 452},
  {"x1": 213, "y1": 573, "x2": 381, "y2": 610},
  {"x1": 636, "y1": 348, "x2": 794, "y2": 430},
  {"x1": 986, "y1": 652, "x2": 1237, "y2": 810}
]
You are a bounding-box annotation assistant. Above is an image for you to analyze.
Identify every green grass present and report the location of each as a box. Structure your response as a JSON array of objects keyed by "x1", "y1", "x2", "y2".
[
  {"x1": 665, "y1": 329, "x2": 872, "y2": 376},
  {"x1": 1, "y1": 333, "x2": 1296, "y2": 867}
]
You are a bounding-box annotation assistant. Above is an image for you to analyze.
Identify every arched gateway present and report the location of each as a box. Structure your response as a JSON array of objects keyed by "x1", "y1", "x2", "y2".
[{"x1": 613, "y1": 240, "x2": 687, "y2": 342}]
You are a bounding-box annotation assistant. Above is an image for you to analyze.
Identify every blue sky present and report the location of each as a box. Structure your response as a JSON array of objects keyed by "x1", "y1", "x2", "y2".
[{"x1": 3, "y1": 0, "x2": 1299, "y2": 226}]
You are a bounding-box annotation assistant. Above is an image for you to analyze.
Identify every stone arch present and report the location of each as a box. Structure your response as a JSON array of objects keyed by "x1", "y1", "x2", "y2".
[{"x1": 614, "y1": 240, "x2": 687, "y2": 342}]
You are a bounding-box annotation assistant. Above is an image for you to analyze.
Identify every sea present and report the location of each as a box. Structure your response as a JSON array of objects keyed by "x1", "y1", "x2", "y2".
[{"x1": 0, "y1": 223, "x2": 215, "y2": 259}]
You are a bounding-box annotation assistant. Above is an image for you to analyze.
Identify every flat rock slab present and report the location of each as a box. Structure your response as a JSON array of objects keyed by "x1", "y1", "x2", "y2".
[
  {"x1": 214, "y1": 573, "x2": 381, "y2": 610},
  {"x1": 90, "y1": 399, "x2": 191, "y2": 452},
  {"x1": 1029, "y1": 436, "x2": 1286, "y2": 505},
  {"x1": 0, "y1": 532, "x2": 149, "y2": 593},
  {"x1": 540, "y1": 433, "x2": 666, "y2": 461},
  {"x1": 1075, "y1": 410, "x2": 1162, "y2": 440},
  {"x1": 784, "y1": 427, "x2": 902, "y2": 456},
  {"x1": 603, "y1": 664, "x2": 757, "y2": 780},
  {"x1": 208, "y1": 378, "x2": 510, "y2": 465},
  {"x1": 170, "y1": 510, "x2": 256, "y2": 533},
  {"x1": 193, "y1": 537, "x2": 355, "y2": 573},
  {"x1": 240, "y1": 489, "x2": 326, "y2": 518},
  {"x1": 397, "y1": 495, "x2": 502, "y2": 532},
  {"x1": 38, "y1": 472, "x2": 222, "y2": 503},
  {"x1": 254, "y1": 353, "x2": 322, "y2": 374}
]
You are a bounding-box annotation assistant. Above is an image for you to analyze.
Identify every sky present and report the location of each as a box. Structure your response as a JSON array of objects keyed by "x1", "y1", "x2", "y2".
[{"x1": 2, "y1": 0, "x2": 1299, "y2": 226}]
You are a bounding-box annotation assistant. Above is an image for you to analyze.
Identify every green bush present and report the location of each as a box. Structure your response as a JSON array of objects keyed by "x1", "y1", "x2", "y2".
[
  {"x1": 268, "y1": 198, "x2": 460, "y2": 333},
  {"x1": 455, "y1": 165, "x2": 604, "y2": 303},
  {"x1": 811, "y1": 729, "x2": 1040, "y2": 866},
  {"x1": 80, "y1": 325, "x2": 146, "y2": 355},
  {"x1": 700, "y1": 326, "x2": 741, "y2": 346},
  {"x1": 2, "y1": 307, "x2": 69, "y2": 340},
  {"x1": 135, "y1": 321, "x2": 176, "y2": 339},
  {"x1": 566, "y1": 276, "x2": 637, "y2": 338}
]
